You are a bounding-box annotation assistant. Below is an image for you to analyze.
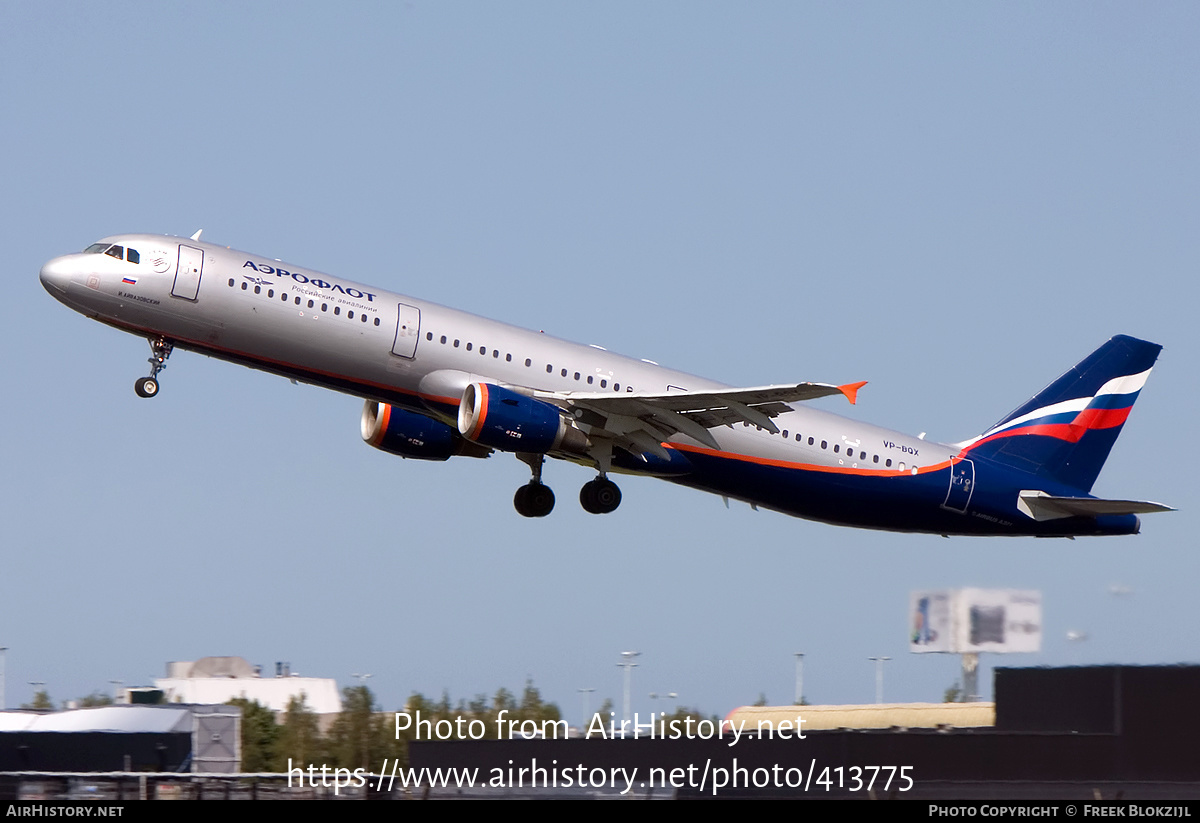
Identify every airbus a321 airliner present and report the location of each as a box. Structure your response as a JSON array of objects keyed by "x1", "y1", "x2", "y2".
[{"x1": 40, "y1": 233, "x2": 1171, "y2": 536}]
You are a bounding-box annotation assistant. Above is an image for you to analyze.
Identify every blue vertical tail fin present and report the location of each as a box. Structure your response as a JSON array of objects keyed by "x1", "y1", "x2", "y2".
[{"x1": 961, "y1": 335, "x2": 1161, "y2": 492}]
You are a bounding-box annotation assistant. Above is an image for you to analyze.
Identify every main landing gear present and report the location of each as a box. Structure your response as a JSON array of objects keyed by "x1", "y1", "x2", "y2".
[
  {"x1": 512, "y1": 454, "x2": 622, "y2": 518},
  {"x1": 514, "y1": 453, "x2": 555, "y2": 518},
  {"x1": 134, "y1": 337, "x2": 173, "y2": 398},
  {"x1": 579, "y1": 476, "x2": 622, "y2": 515},
  {"x1": 514, "y1": 482, "x2": 555, "y2": 518}
]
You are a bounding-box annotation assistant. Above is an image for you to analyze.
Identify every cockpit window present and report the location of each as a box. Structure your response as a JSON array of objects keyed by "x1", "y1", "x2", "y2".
[{"x1": 84, "y1": 243, "x2": 138, "y2": 262}]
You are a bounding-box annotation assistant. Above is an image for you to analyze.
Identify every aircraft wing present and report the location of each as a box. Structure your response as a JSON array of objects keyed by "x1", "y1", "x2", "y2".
[{"x1": 534, "y1": 381, "x2": 865, "y2": 458}]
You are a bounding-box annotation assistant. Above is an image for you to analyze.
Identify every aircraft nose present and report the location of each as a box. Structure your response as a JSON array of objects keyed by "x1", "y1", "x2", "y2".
[{"x1": 39, "y1": 256, "x2": 74, "y2": 294}]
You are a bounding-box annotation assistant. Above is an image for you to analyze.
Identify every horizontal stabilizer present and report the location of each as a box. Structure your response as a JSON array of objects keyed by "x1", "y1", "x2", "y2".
[{"x1": 1017, "y1": 490, "x2": 1174, "y2": 522}]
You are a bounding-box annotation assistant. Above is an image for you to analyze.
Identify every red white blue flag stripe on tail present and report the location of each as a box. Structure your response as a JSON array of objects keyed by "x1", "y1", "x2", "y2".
[
  {"x1": 957, "y1": 335, "x2": 1160, "y2": 493},
  {"x1": 962, "y1": 367, "x2": 1151, "y2": 449}
]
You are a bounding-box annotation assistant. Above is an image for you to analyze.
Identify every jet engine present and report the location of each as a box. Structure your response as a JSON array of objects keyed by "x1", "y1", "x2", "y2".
[
  {"x1": 457, "y1": 382, "x2": 588, "y2": 455},
  {"x1": 361, "y1": 402, "x2": 489, "y2": 460}
]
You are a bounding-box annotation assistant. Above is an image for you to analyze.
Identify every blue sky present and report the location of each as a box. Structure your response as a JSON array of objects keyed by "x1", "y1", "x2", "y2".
[{"x1": 2, "y1": 2, "x2": 1196, "y2": 723}]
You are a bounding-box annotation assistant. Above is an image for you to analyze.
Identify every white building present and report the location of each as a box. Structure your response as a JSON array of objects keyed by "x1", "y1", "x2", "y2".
[{"x1": 154, "y1": 656, "x2": 342, "y2": 715}]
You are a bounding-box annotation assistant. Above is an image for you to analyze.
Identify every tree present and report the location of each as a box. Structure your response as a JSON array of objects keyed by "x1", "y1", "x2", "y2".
[
  {"x1": 327, "y1": 685, "x2": 401, "y2": 771},
  {"x1": 943, "y1": 682, "x2": 964, "y2": 703},
  {"x1": 588, "y1": 698, "x2": 614, "y2": 737},
  {"x1": 277, "y1": 693, "x2": 323, "y2": 768},
  {"x1": 227, "y1": 698, "x2": 280, "y2": 772},
  {"x1": 518, "y1": 679, "x2": 561, "y2": 722},
  {"x1": 656, "y1": 705, "x2": 707, "y2": 734},
  {"x1": 21, "y1": 690, "x2": 53, "y2": 711},
  {"x1": 76, "y1": 691, "x2": 114, "y2": 708}
]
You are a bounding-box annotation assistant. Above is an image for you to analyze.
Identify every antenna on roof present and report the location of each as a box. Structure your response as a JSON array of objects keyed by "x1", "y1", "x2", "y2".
[{"x1": 190, "y1": 229, "x2": 203, "y2": 241}]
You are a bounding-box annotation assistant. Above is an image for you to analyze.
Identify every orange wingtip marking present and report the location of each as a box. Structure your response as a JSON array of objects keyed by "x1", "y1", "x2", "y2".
[{"x1": 838, "y1": 381, "x2": 867, "y2": 405}]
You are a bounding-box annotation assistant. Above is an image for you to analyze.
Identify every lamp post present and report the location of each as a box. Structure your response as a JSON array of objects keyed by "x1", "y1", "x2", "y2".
[
  {"x1": 578, "y1": 687, "x2": 595, "y2": 733},
  {"x1": 648, "y1": 691, "x2": 678, "y2": 716},
  {"x1": 793, "y1": 652, "x2": 805, "y2": 705},
  {"x1": 868, "y1": 657, "x2": 891, "y2": 704},
  {"x1": 618, "y1": 652, "x2": 641, "y2": 728}
]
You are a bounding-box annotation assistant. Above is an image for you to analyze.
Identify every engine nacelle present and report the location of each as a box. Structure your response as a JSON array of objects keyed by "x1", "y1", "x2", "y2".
[
  {"x1": 361, "y1": 402, "x2": 489, "y2": 460},
  {"x1": 458, "y1": 382, "x2": 588, "y2": 455}
]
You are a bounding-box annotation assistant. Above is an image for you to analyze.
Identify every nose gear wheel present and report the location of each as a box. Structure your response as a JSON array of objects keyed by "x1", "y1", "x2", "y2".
[{"x1": 134, "y1": 337, "x2": 174, "y2": 398}]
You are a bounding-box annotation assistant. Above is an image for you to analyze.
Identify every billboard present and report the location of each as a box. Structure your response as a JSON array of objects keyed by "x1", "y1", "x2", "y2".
[{"x1": 910, "y1": 589, "x2": 1042, "y2": 654}]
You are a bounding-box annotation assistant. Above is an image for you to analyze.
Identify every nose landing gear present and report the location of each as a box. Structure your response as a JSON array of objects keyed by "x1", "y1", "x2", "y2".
[
  {"x1": 135, "y1": 337, "x2": 173, "y2": 398},
  {"x1": 134, "y1": 377, "x2": 159, "y2": 398}
]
